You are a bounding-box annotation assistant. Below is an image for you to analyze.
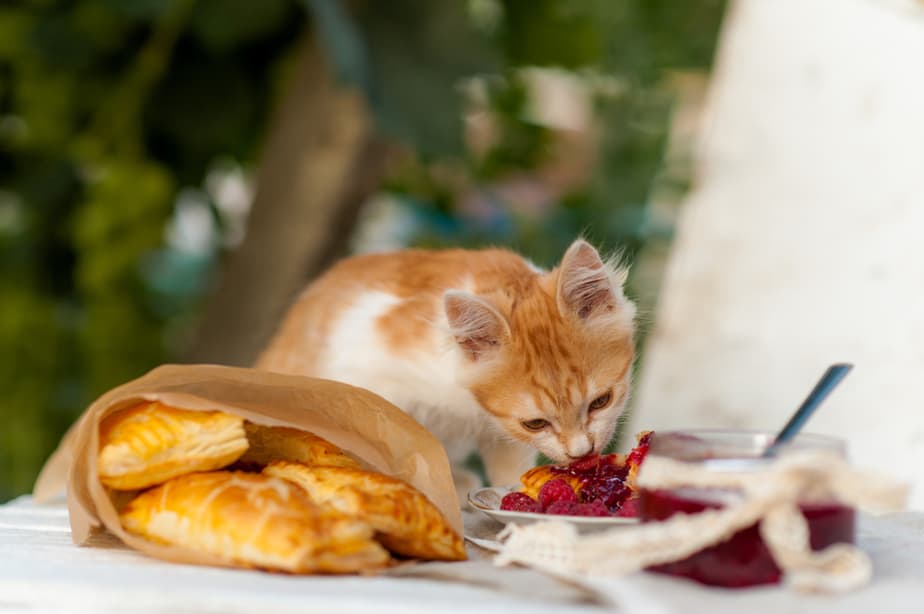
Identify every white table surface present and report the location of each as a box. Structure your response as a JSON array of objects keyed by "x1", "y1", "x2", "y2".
[{"x1": 2, "y1": 495, "x2": 923, "y2": 613}]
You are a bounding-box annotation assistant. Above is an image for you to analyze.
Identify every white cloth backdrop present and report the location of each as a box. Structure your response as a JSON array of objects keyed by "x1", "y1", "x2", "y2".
[{"x1": 630, "y1": 0, "x2": 924, "y2": 508}]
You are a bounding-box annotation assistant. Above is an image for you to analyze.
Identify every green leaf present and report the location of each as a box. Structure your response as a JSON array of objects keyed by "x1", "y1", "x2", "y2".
[
  {"x1": 191, "y1": 0, "x2": 296, "y2": 52},
  {"x1": 144, "y1": 57, "x2": 260, "y2": 179},
  {"x1": 354, "y1": 0, "x2": 499, "y2": 156},
  {"x1": 0, "y1": 8, "x2": 32, "y2": 60},
  {"x1": 100, "y1": 0, "x2": 173, "y2": 21},
  {"x1": 0, "y1": 287, "x2": 62, "y2": 497},
  {"x1": 72, "y1": 159, "x2": 173, "y2": 293},
  {"x1": 498, "y1": 0, "x2": 604, "y2": 68}
]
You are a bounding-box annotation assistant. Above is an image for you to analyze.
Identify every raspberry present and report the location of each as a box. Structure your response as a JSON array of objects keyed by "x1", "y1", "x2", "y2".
[
  {"x1": 538, "y1": 479, "x2": 578, "y2": 511},
  {"x1": 571, "y1": 500, "x2": 611, "y2": 517},
  {"x1": 500, "y1": 492, "x2": 541, "y2": 512},
  {"x1": 544, "y1": 500, "x2": 611, "y2": 517},
  {"x1": 615, "y1": 498, "x2": 640, "y2": 518},
  {"x1": 545, "y1": 500, "x2": 581, "y2": 516}
]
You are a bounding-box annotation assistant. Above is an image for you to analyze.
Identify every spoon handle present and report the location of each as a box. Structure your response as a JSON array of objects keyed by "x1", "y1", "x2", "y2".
[{"x1": 763, "y1": 363, "x2": 853, "y2": 457}]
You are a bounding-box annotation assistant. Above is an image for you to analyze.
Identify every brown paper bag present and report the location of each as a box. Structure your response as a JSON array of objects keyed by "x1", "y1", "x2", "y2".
[{"x1": 33, "y1": 364, "x2": 462, "y2": 567}]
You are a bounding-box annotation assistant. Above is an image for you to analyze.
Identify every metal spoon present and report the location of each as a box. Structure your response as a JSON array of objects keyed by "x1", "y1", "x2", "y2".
[{"x1": 762, "y1": 363, "x2": 853, "y2": 457}]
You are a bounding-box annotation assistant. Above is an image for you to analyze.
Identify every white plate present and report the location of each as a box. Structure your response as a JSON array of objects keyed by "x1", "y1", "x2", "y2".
[{"x1": 468, "y1": 486, "x2": 638, "y2": 533}]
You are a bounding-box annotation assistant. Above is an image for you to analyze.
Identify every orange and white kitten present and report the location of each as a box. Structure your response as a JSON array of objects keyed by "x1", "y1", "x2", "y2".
[{"x1": 256, "y1": 239, "x2": 636, "y2": 491}]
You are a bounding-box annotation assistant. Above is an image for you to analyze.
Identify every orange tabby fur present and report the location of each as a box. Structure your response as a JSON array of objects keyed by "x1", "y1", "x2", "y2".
[{"x1": 257, "y1": 239, "x2": 636, "y2": 490}]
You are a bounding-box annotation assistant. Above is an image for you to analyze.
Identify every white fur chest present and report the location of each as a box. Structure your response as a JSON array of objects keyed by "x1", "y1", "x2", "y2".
[{"x1": 313, "y1": 291, "x2": 489, "y2": 461}]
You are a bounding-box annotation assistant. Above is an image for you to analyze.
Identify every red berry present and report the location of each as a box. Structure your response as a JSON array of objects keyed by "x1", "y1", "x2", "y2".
[
  {"x1": 615, "y1": 498, "x2": 640, "y2": 518},
  {"x1": 500, "y1": 492, "x2": 541, "y2": 512},
  {"x1": 571, "y1": 500, "x2": 611, "y2": 517},
  {"x1": 545, "y1": 500, "x2": 581, "y2": 516},
  {"x1": 538, "y1": 479, "x2": 578, "y2": 510}
]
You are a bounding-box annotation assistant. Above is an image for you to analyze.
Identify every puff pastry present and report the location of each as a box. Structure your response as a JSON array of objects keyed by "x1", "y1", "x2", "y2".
[
  {"x1": 238, "y1": 422, "x2": 361, "y2": 469},
  {"x1": 98, "y1": 402, "x2": 249, "y2": 490},
  {"x1": 264, "y1": 462, "x2": 466, "y2": 561},
  {"x1": 120, "y1": 471, "x2": 390, "y2": 573}
]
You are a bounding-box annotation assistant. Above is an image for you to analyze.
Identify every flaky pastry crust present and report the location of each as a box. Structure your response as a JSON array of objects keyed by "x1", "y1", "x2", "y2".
[
  {"x1": 120, "y1": 471, "x2": 390, "y2": 573},
  {"x1": 98, "y1": 402, "x2": 249, "y2": 490},
  {"x1": 239, "y1": 423, "x2": 361, "y2": 469},
  {"x1": 264, "y1": 462, "x2": 466, "y2": 561}
]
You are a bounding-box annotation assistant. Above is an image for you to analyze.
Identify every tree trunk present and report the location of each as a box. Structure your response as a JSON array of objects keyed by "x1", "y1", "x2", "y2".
[{"x1": 186, "y1": 33, "x2": 389, "y2": 366}]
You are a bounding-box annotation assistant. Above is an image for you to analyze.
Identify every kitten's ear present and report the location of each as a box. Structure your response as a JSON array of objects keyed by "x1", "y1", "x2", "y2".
[
  {"x1": 443, "y1": 291, "x2": 510, "y2": 361},
  {"x1": 556, "y1": 239, "x2": 630, "y2": 321}
]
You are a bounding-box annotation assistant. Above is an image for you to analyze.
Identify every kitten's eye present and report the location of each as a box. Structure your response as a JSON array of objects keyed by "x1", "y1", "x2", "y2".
[
  {"x1": 521, "y1": 418, "x2": 550, "y2": 432},
  {"x1": 588, "y1": 391, "x2": 613, "y2": 412}
]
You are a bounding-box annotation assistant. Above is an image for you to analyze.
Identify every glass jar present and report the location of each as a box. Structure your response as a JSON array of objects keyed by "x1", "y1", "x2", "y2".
[{"x1": 638, "y1": 430, "x2": 855, "y2": 588}]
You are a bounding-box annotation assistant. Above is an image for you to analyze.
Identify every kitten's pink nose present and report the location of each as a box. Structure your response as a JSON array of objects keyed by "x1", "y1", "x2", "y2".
[{"x1": 566, "y1": 438, "x2": 594, "y2": 459}]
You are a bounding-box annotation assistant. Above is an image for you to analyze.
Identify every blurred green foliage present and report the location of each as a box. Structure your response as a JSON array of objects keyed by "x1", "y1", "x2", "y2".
[
  {"x1": 0, "y1": 0, "x2": 301, "y2": 498},
  {"x1": 379, "y1": 0, "x2": 726, "y2": 268},
  {"x1": 0, "y1": 0, "x2": 725, "y2": 500}
]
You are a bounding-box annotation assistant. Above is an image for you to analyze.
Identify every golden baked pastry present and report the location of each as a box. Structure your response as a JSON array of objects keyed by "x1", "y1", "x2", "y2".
[
  {"x1": 120, "y1": 471, "x2": 390, "y2": 573},
  {"x1": 98, "y1": 402, "x2": 249, "y2": 490},
  {"x1": 238, "y1": 422, "x2": 361, "y2": 469},
  {"x1": 264, "y1": 462, "x2": 466, "y2": 561}
]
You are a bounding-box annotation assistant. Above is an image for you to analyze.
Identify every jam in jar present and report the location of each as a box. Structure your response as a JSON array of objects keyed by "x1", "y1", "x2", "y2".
[{"x1": 638, "y1": 430, "x2": 855, "y2": 588}]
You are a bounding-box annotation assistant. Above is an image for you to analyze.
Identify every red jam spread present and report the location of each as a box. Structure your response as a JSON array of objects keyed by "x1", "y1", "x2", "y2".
[
  {"x1": 500, "y1": 431, "x2": 652, "y2": 517},
  {"x1": 639, "y1": 486, "x2": 856, "y2": 587}
]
